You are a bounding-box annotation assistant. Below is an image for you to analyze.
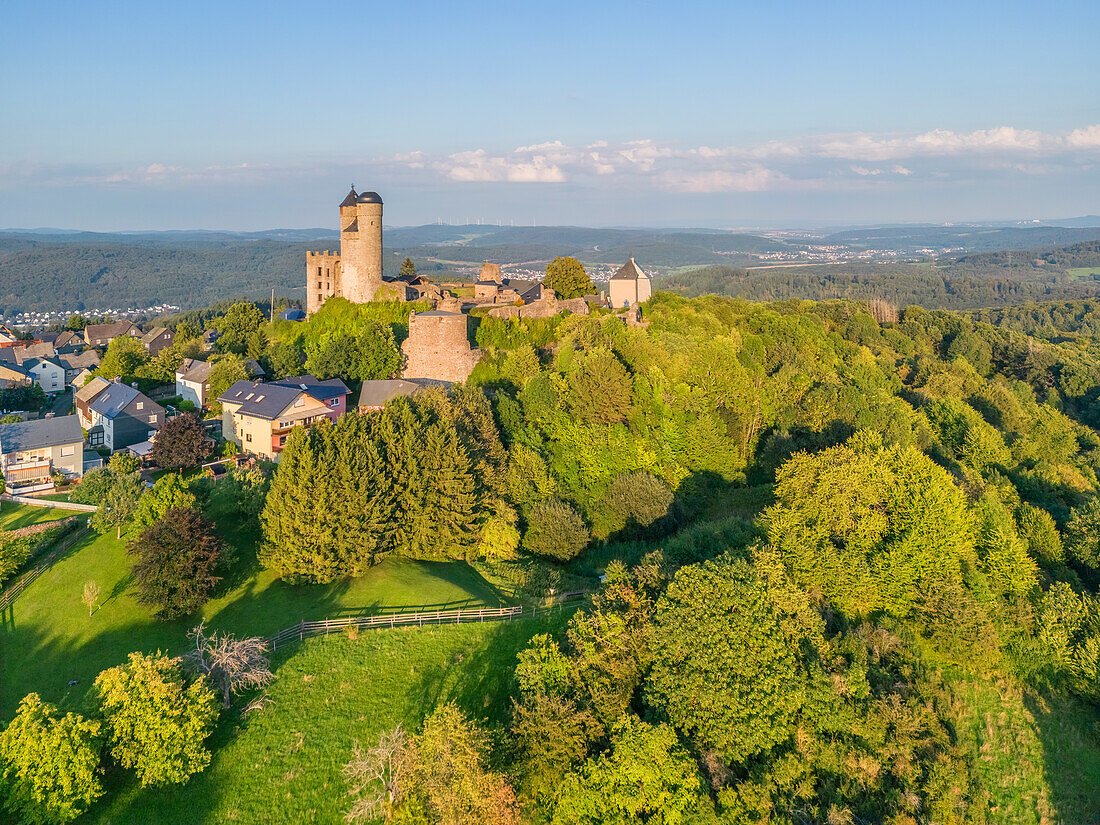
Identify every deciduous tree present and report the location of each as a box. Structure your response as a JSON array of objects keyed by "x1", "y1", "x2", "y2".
[
  {"x1": 0, "y1": 694, "x2": 105, "y2": 825},
  {"x1": 129, "y1": 507, "x2": 224, "y2": 619},
  {"x1": 150, "y1": 413, "x2": 209, "y2": 470},
  {"x1": 92, "y1": 652, "x2": 219, "y2": 786},
  {"x1": 523, "y1": 499, "x2": 589, "y2": 561},
  {"x1": 545, "y1": 256, "x2": 596, "y2": 300}
]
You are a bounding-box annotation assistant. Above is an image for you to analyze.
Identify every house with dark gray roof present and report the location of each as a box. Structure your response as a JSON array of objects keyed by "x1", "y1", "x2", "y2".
[
  {"x1": 357, "y1": 378, "x2": 450, "y2": 412},
  {"x1": 0, "y1": 415, "x2": 84, "y2": 491},
  {"x1": 140, "y1": 326, "x2": 175, "y2": 356},
  {"x1": 57, "y1": 351, "x2": 101, "y2": 386},
  {"x1": 84, "y1": 321, "x2": 141, "y2": 349},
  {"x1": 86, "y1": 382, "x2": 165, "y2": 452},
  {"x1": 53, "y1": 330, "x2": 85, "y2": 354},
  {"x1": 174, "y1": 358, "x2": 216, "y2": 408},
  {"x1": 218, "y1": 375, "x2": 349, "y2": 461}
]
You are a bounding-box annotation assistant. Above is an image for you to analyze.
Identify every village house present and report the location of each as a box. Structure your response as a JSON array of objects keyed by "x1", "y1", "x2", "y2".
[
  {"x1": 0, "y1": 415, "x2": 84, "y2": 493},
  {"x1": 218, "y1": 375, "x2": 350, "y2": 461},
  {"x1": 175, "y1": 358, "x2": 215, "y2": 408},
  {"x1": 140, "y1": 326, "x2": 175, "y2": 356},
  {"x1": 57, "y1": 351, "x2": 101, "y2": 387},
  {"x1": 84, "y1": 320, "x2": 141, "y2": 349},
  {"x1": 85, "y1": 382, "x2": 165, "y2": 452},
  {"x1": 0, "y1": 324, "x2": 19, "y2": 346},
  {"x1": 0, "y1": 362, "x2": 32, "y2": 390},
  {"x1": 75, "y1": 376, "x2": 111, "y2": 430},
  {"x1": 608, "y1": 257, "x2": 652, "y2": 308},
  {"x1": 52, "y1": 330, "x2": 86, "y2": 354},
  {"x1": 21, "y1": 356, "x2": 66, "y2": 394}
]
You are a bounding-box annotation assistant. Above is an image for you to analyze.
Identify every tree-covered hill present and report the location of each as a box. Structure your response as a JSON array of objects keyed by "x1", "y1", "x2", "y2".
[
  {"x1": 6, "y1": 293, "x2": 1100, "y2": 823},
  {"x1": 7, "y1": 224, "x2": 1100, "y2": 316},
  {"x1": 662, "y1": 238, "x2": 1100, "y2": 311}
]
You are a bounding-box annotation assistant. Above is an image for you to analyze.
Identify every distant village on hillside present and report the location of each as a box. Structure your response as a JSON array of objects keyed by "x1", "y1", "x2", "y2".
[{"x1": 0, "y1": 188, "x2": 652, "y2": 495}]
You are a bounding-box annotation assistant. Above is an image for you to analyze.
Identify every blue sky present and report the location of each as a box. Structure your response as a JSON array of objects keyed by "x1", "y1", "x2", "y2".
[{"x1": 1, "y1": 0, "x2": 1098, "y2": 230}]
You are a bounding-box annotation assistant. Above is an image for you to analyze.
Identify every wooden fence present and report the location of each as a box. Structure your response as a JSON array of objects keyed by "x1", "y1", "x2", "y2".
[
  {"x1": 269, "y1": 592, "x2": 586, "y2": 651},
  {"x1": 0, "y1": 526, "x2": 91, "y2": 613}
]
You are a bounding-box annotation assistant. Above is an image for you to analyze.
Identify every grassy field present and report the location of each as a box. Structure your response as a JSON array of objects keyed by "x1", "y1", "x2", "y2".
[
  {"x1": 1065, "y1": 267, "x2": 1100, "y2": 279},
  {"x1": 87, "y1": 618, "x2": 561, "y2": 825},
  {"x1": 0, "y1": 526, "x2": 512, "y2": 719},
  {"x1": 0, "y1": 501, "x2": 82, "y2": 531},
  {"x1": 949, "y1": 676, "x2": 1100, "y2": 824}
]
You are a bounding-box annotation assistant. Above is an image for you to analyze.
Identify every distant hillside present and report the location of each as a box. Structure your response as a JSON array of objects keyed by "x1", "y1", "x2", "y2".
[
  {"x1": 661, "y1": 240, "x2": 1100, "y2": 311},
  {"x1": 3, "y1": 224, "x2": 1100, "y2": 316}
]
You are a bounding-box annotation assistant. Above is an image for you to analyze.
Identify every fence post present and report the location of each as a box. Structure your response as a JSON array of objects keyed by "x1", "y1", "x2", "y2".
[{"x1": 299, "y1": 620, "x2": 304, "y2": 642}]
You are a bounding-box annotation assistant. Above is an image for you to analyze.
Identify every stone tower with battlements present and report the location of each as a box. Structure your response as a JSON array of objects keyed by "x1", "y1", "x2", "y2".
[{"x1": 306, "y1": 187, "x2": 385, "y2": 315}]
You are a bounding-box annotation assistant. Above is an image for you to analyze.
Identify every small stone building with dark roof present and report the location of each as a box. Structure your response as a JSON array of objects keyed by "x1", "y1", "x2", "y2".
[
  {"x1": 608, "y1": 257, "x2": 652, "y2": 309},
  {"x1": 357, "y1": 378, "x2": 450, "y2": 412}
]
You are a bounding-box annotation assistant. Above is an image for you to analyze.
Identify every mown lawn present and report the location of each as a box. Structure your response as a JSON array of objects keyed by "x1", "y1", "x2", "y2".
[
  {"x1": 1, "y1": 526, "x2": 512, "y2": 719},
  {"x1": 89, "y1": 618, "x2": 561, "y2": 825},
  {"x1": 0, "y1": 501, "x2": 82, "y2": 531},
  {"x1": 950, "y1": 675, "x2": 1100, "y2": 825}
]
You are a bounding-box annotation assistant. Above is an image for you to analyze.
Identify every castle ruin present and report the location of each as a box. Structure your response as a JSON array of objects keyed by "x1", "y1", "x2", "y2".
[
  {"x1": 306, "y1": 187, "x2": 387, "y2": 315},
  {"x1": 401, "y1": 311, "x2": 482, "y2": 384}
]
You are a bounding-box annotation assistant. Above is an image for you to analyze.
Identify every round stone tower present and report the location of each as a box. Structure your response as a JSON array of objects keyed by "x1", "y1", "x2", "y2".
[{"x1": 340, "y1": 189, "x2": 384, "y2": 303}]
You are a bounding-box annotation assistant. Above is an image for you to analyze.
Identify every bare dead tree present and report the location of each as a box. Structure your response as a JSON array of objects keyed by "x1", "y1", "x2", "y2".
[
  {"x1": 185, "y1": 621, "x2": 275, "y2": 709},
  {"x1": 343, "y1": 726, "x2": 409, "y2": 825}
]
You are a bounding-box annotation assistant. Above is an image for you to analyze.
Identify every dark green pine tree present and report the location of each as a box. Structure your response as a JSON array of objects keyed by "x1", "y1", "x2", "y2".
[
  {"x1": 376, "y1": 399, "x2": 420, "y2": 557},
  {"x1": 260, "y1": 426, "x2": 329, "y2": 582},
  {"x1": 418, "y1": 419, "x2": 481, "y2": 559}
]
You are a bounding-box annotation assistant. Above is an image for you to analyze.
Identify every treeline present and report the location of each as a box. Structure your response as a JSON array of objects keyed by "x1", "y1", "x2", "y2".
[{"x1": 661, "y1": 259, "x2": 1100, "y2": 311}]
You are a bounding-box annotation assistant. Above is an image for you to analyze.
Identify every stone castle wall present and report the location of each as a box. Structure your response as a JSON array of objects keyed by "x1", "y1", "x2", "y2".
[
  {"x1": 487, "y1": 296, "x2": 591, "y2": 320},
  {"x1": 401, "y1": 312, "x2": 482, "y2": 384},
  {"x1": 306, "y1": 251, "x2": 341, "y2": 314}
]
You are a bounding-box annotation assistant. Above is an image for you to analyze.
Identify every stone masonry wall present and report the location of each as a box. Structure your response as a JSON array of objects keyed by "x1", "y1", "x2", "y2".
[{"x1": 401, "y1": 312, "x2": 482, "y2": 384}]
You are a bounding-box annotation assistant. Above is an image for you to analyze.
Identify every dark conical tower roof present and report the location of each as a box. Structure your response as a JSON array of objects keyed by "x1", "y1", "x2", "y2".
[{"x1": 340, "y1": 187, "x2": 359, "y2": 208}]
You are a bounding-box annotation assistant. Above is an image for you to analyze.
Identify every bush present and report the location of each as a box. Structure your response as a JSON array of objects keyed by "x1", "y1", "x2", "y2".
[
  {"x1": 593, "y1": 471, "x2": 674, "y2": 540},
  {"x1": 522, "y1": 499, "x2": 589, "y2": 562}
]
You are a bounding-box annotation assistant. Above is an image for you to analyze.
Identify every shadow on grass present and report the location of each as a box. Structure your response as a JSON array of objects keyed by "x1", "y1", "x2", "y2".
[
  {"x1": 1026, "y1": 690, "x2": 1100, "y2": 824},
  {"x1": 406, "y1": 613, "x2": 569, "y2": 727}
]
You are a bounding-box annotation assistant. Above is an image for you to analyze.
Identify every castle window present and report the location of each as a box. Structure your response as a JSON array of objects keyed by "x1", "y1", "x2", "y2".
[
  {"x1": 318, "y1": 282, "x2": 322, "y2": 289},
  {"x1": 317, "y1": 267, "x2": 322, "y2": 277}
]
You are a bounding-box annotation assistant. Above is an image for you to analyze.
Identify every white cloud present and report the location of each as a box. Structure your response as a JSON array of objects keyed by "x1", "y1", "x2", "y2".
[{"x1": 5, "y1": 123, "x2": 1098, "y2": 197}]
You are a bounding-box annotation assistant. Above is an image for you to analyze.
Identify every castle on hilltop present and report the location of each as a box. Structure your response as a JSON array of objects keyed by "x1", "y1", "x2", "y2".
[{"x1": 306, "y1": 187, "x2": 388, "y2": 315}]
